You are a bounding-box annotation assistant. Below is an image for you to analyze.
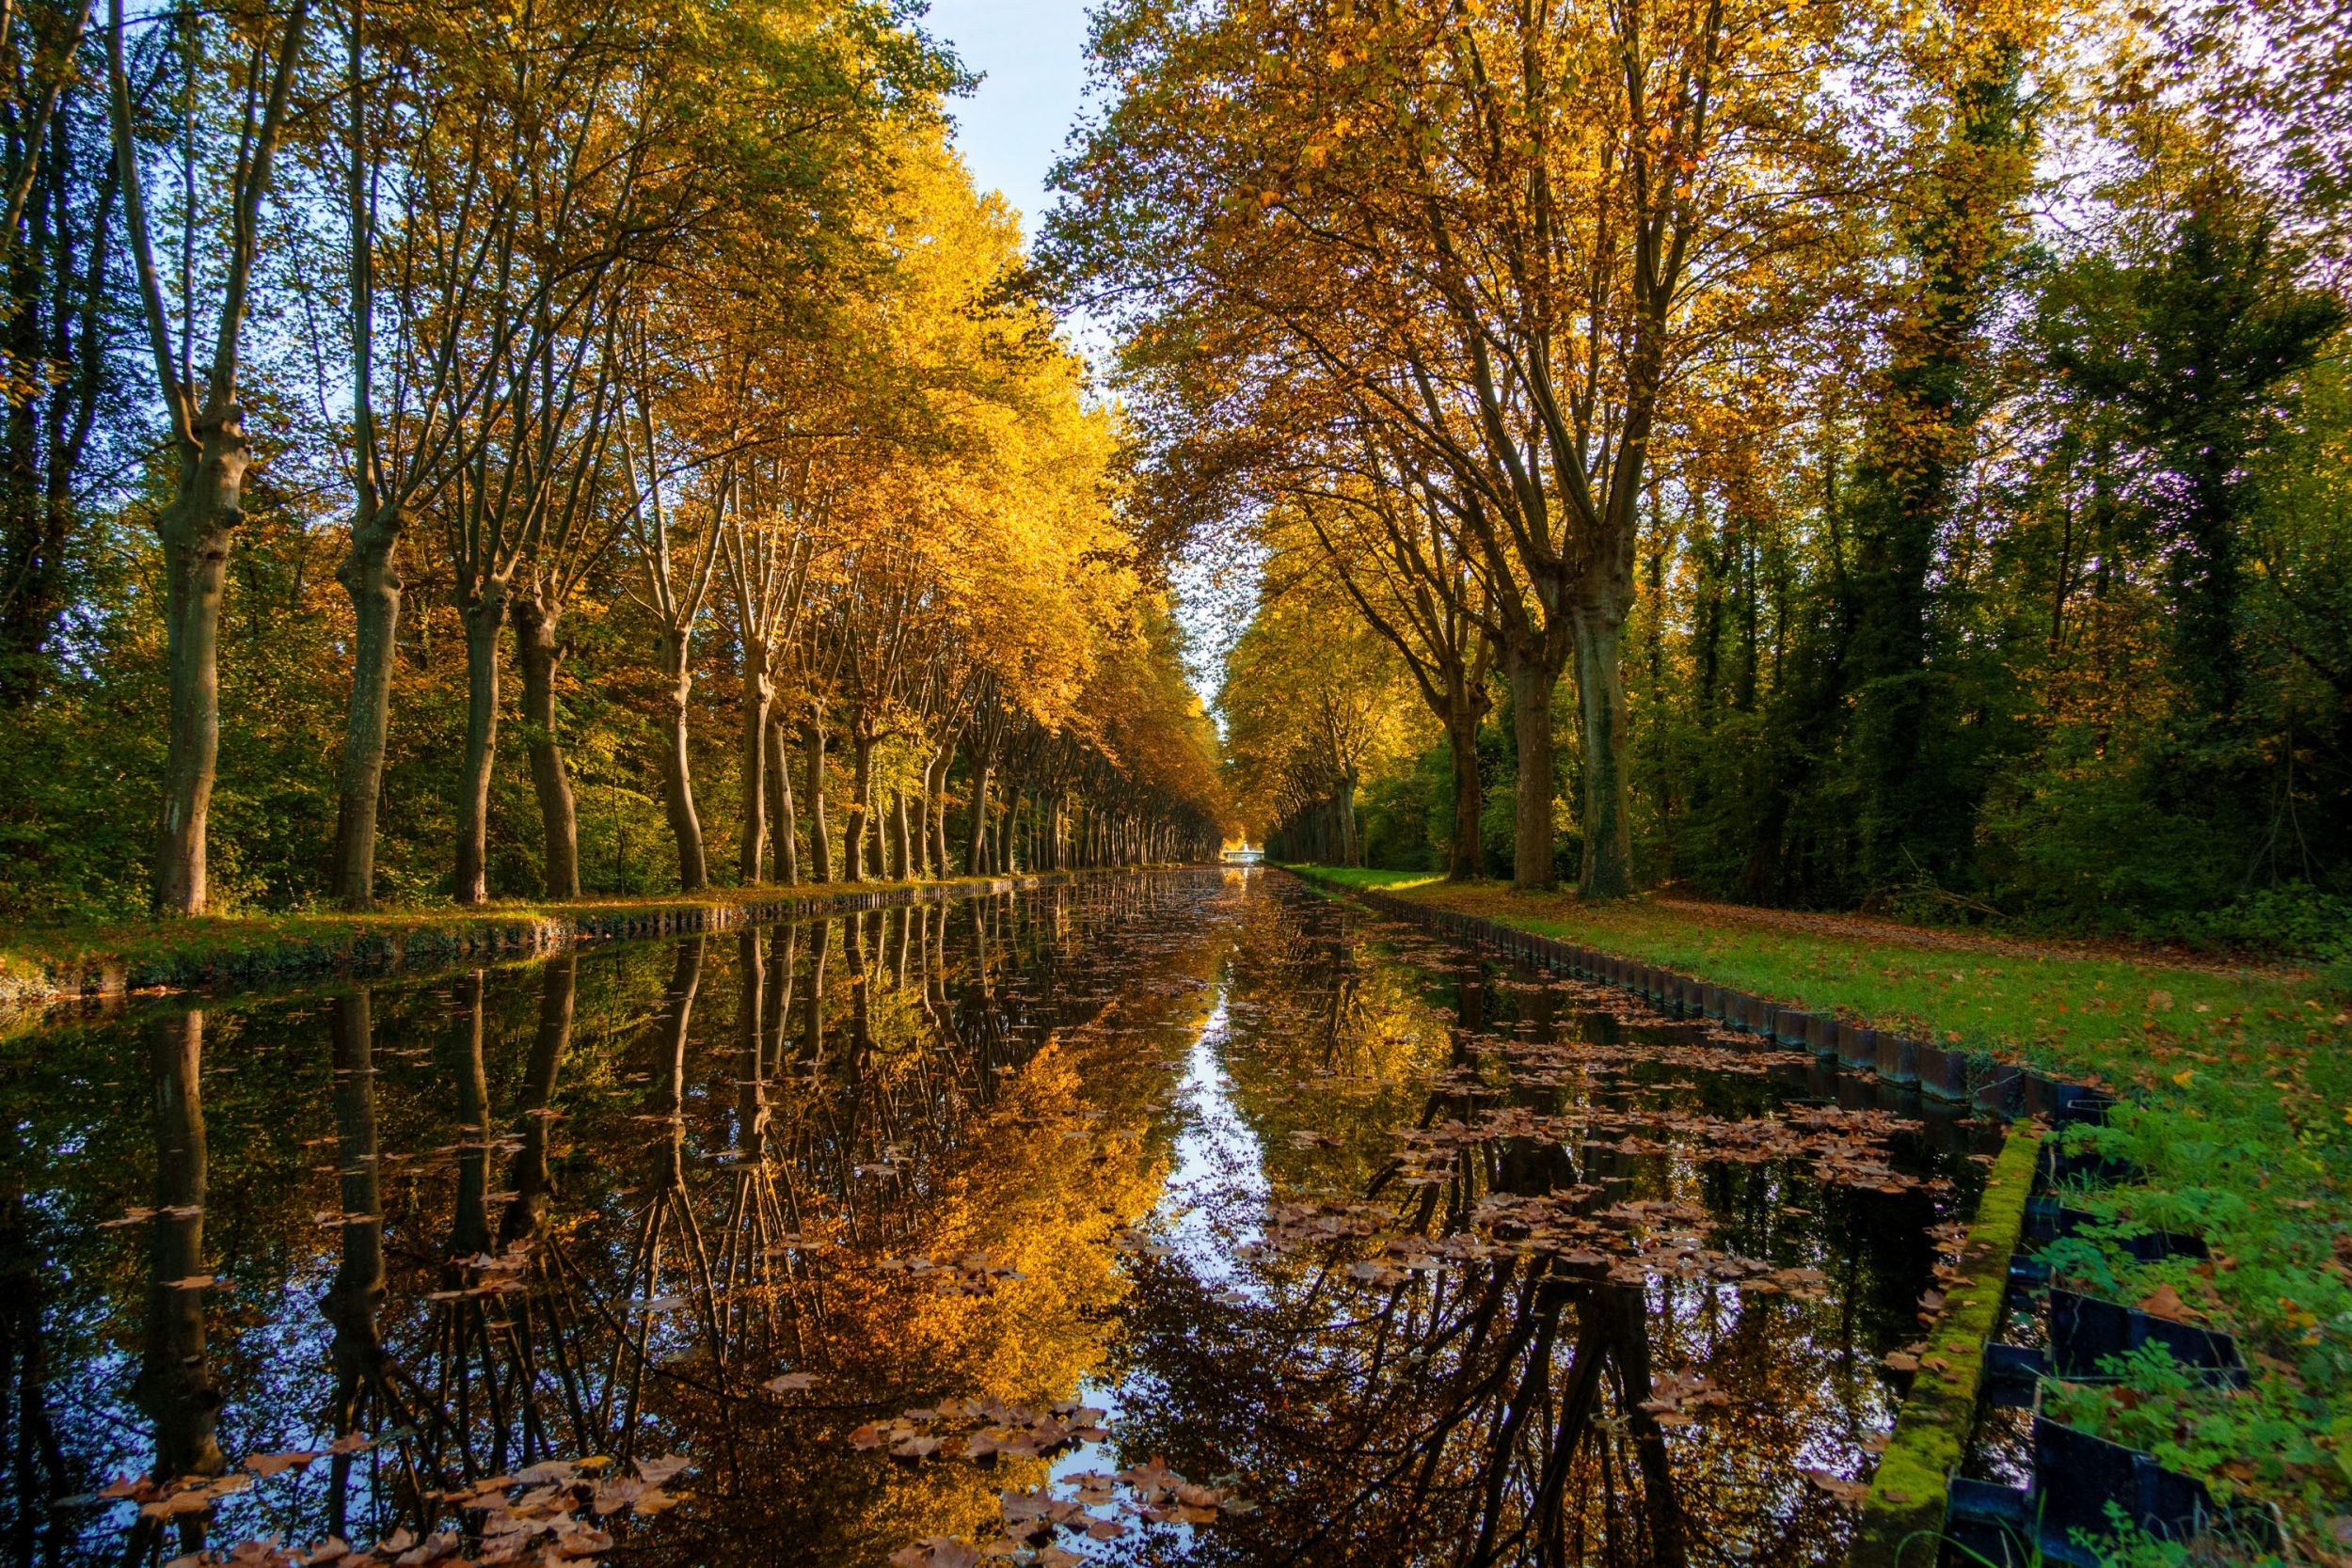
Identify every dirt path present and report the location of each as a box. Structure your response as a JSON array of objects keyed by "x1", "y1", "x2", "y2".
[{"x1": 1650, "y1": 895, "x2": 2306, "y2": 978}]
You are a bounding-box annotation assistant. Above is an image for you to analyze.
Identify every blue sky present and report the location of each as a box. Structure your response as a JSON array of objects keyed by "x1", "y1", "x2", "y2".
[
  {"x1": 922, "y1": 0, "x2": 1098, "y2": 240},
  {"x1": 920, "y1": 0, "x2": 1248, "y2": 708}
]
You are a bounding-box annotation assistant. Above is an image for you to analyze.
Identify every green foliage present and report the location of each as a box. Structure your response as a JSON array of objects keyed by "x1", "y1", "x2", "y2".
[{"x1": 1356, "y1": 742, "x2": 1446, "y2": 871}]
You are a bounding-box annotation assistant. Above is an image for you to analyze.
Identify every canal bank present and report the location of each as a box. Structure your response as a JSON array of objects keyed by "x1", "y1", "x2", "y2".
[
  {"x1": 1285, "y1": 863, "x2": 2352, "y2": 1560},
  {"x1": 0, "y1": 864, "x2": 1197, "y2": 1021}
]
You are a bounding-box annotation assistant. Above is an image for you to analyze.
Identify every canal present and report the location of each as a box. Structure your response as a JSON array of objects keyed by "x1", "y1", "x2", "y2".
[{"x1": 0, "y1": 869, "x2": 2001, "y2": 1567}]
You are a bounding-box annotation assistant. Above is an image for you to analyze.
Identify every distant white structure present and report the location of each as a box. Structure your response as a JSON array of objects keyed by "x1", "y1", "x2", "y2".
[{"x1": 1220, "y1": 842, "x2": 1264, "y2": 865}]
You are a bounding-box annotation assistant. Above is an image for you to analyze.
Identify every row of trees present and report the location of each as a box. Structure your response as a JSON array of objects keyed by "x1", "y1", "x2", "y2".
[
  {"x1": 0, "y1": 0, "x2": 1229, "y2": 918},
  {"x1": 1057, "y1": 0, "x2": 2352, "y2": 937}
]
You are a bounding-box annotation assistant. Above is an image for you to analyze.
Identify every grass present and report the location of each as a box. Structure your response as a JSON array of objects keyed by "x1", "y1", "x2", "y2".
[{"x1": 1284, "y1": 864, "x2": 2352, "y2": 1552}]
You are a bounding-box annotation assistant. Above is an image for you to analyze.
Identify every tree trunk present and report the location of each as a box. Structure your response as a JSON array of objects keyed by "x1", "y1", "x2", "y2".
[
  {"x1": 453, "y1": 582, "x2": 510, "y2": 906},
  {"x1": 1446, "y1": 705, "x2": 1484, "y2": 881},
  {"x1": 1002, "y1": 784, "x2": 1025, "y2": 873},
  {"x1": 912, "y1": 773, "x2": 931, "y2": 878},
  {"x1": 965, "y1": 756, "x2": 993, "y2": 876},
  {"x1": 1507, "y1": 649, "x2": 1557, "y2": 891},
  {"x1": 1337, "y1": 775, "x2": 1358, "y2": 867},
  {"x1": 890, "y1": 789, "x2": 912, "y2": 879},
  {"x1": 804, "y1": 710, "x2": 832, "y2": 882},
  {"x1": 767, "y1": 711, "x2": 798, "y2": 884},
  {"x1": 654, "y1": 620, "x2": 707, "y2": 893},
  {"x1": 1572, "y1": 606, "x2": 1635, "y2": 899},
  {"x1": 924, "y1": 742, "x2": 955, "y2": 876},
  {"x1": 151, "y1": 409, "x2": 250, "y2": 915},
  {"x1": 845, "y1": 731, "x2": 874, "y2": 883},
  {"x1": 514, "y1": 594, "x2": 580, "y2": 899},
  {"x1": 738, "y1": 651, "x2": 771, "y2": 886},
  {"x1": 331, "y1": 503, "x2": 402, "y2": 909}
]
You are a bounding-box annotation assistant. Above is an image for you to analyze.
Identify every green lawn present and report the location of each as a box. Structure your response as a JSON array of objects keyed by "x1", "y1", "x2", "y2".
[{"x1": 1284, "y1": 863, "x2": 2352, "y2": 1548}]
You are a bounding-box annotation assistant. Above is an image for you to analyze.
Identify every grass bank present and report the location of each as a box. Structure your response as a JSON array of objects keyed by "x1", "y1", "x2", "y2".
[
  {"x1": 0, "y1": 868, "x2": 1139, "y2": 1019},
  {"x1": 1286, "y1": 864, "x2": 2352, "y2": 1554}
]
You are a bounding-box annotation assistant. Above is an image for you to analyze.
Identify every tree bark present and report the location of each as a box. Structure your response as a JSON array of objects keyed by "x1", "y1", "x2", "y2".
[
  {"x1": 513, "y1": 594, "x2": 579, "y2": 898},
  {"x1": 1001, "y1": 783, "x2": 1025, "y2": 873},
  {"x1": 151, "y1": 407, "x2": 250, "y2": 915},
  {"x1": 804, "y1": 709, "x2": 832, "y2": 881},
  {"x1": 655, "y1": 623, "x2": 706, "y2": 892},
  {"x1": 331, "y1": 503, "x2": 402, "y2": 908},
  {"x1": 965, "y1": 756, "x2": 992, "y2": 875},
  {"x1": 453, "y1": 582, "x2": 510, "y2": 906},
  {"x1": 1506, "y1": 648, "x2": 1557, "y2": 891},
  {"x1": 738, "y1": 650, "x2": 771, "y2": 885},
  {"x1": 1572, "y1": 605, "x2": 1635, "y2": 899},
  {"x1": 767, "y1": 711, "x2": 798, "y2": 884},
  {"x1": 923, "y1": 742, "x2": 954, "y2": 876},
  {"x1": 845, "y1": 731, "x2": 874, "y2": 883},
  {"x1": 890, "y1": 789, "x2": 911, "y2": 879},
  {"x1": 912, "y1": 774, "x2": 931, "y2": 878}
]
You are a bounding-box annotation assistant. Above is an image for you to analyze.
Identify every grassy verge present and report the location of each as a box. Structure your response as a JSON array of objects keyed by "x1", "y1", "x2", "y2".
[
  {"x1": 1285, "y1": 865, "x2": 2352, "y2": 1551},
  {"x1": 0, "y1": 869, "x2": 1116, "y2": 1016}
]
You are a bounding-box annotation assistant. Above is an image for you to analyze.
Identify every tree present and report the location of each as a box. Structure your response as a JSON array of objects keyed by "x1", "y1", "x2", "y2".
[
  {"x1": 1052, "y1": 0, "x2": 1874, "y2": 895},
  {"x1": 1221, "y1": 567, "x2": 1419, "y2": 864},
  {"x1": 0, "y1": 0, "x2": 114, "y2": 708},
  {"x1": 105, "y1": 0, "x2": 310, "y2": 913}
]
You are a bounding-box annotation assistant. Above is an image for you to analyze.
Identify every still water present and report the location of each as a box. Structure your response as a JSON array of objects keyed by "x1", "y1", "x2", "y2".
[{"x1": 0, "y1": 870, "x2": 1999, "y2": 1568}]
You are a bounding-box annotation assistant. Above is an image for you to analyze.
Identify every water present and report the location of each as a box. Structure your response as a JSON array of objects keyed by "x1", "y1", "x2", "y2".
[{"x1": 0, "y1": 870, "x2": 2002, "y2": 1567}]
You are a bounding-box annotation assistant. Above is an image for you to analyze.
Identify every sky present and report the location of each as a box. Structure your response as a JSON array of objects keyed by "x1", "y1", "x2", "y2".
[
  {"x1": 922, "y1": 0, "x2": 1251, "y2": 714},
  {"x1": 921, "y1": 0, "x2": 1099, "y2": 241}
]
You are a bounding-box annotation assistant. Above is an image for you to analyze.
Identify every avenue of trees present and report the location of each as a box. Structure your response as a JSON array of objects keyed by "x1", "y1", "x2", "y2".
[
  {"x1": 1051, "y1": 0, "x2": 2352, "y2": 950},
  {"x1": 0, "y1": 0, "x2": 1228, "y2": 919}
]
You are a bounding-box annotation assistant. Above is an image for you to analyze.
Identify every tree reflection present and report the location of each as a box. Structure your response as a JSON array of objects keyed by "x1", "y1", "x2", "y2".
[
  {"x1": 322, "y1": 987, "x2": 412, "y2": 1544},
  {"x1": 1104, "y1": 885, "x2": 1948, "y2": 1568},
  {"x1": 15, "y1": 875, "x2": 1973, "y2": 1568},
  {"x1": 1, "y1": 1182, "x2": 71, "y2": 1566},
  {"x1": 126, "y1": 1010, "x2": 223, "y2": 1564}
]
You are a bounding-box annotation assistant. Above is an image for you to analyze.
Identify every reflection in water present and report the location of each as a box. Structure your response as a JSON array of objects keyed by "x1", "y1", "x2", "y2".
[
  {"x1": 323, "y1": 989, "x2": 392, "y2": 1543},
  {"x1": 0, "y1": 874, "x2": 1994, "y2": 1566},
  {"x1": 130, "y1": 1012, "x2": 223, "y2": 1563}
]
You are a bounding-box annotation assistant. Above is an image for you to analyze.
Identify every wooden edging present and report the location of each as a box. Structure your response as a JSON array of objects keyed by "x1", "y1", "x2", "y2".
[
  {"x1": 0, "y1": 864, "x2": 1193, "y2": 1022},
  {"x1": 1846, "y1": 1123, "x2": 2042, "y2": 1568}
]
